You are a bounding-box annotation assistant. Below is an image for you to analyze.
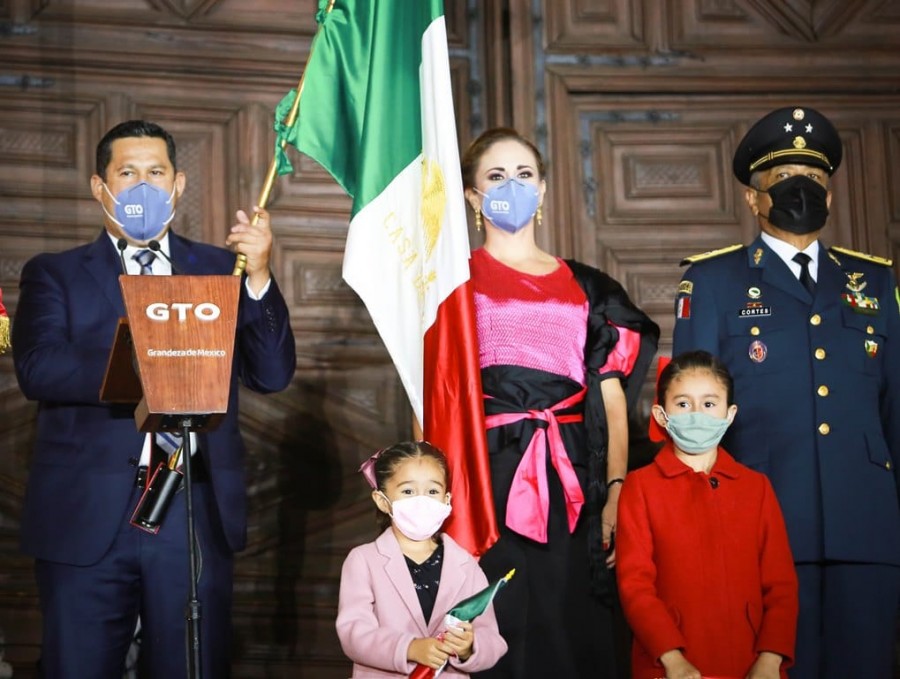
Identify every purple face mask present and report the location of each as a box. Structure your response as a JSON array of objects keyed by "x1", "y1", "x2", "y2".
[
  {"x1": 103, "y1": 181, "x2": 176, "y2": 242},
  {"x1": 478, "y1": 178, "x2": 540, "y2": 233}
]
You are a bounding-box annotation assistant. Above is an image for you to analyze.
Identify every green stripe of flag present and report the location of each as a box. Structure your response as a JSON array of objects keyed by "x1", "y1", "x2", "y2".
[{"x1": 277, "y1": 0, "x2": 444, "y2": 216}]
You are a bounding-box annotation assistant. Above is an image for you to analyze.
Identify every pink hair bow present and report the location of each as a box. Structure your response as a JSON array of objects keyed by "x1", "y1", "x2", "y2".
[{"x1": 358, "y1": 447, "x2": 385, "y2": 489}]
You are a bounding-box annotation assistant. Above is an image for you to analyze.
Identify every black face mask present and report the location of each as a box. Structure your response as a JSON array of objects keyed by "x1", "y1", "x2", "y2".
[{"x1": 760, "y1": 175, "x2": 829, "y2": 235}]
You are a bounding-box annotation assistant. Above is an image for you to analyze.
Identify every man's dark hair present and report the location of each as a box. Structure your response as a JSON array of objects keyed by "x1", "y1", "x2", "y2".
[{"x1": 95, "y1": 120, "x2": 177, "y2": 181}]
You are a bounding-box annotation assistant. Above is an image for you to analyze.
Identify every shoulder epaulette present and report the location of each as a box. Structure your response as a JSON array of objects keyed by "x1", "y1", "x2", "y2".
[
  {"x1": 680, "y1": 244, "x2": 743, "y2": 267},
  {"x1": 829, "y1": 246, "x2": 893, "y2": 267}
]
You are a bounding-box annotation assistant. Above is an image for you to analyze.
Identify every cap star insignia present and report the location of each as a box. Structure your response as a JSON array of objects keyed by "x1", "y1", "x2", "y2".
[
  {"x1": 845, "y1": 272, "x2": 867, "y2": 293},
  {"x1": 753, "y1": 248, "x2": 763, "y2": 265},
  {"x1": 784, "y1": 123, "x2": 793, "y2": 132},
  {"x1": 805, "y1": 124, "x2": 813, "y2": 133}
]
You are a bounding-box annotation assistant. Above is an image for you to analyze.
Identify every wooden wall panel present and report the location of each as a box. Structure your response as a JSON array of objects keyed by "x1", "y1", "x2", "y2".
[
  {"x1": 671, "y1": 0, "x2": 900, "y2": 48},
  {"x1": 545, "y1": 0, "x2": 645, "y2": 50},
  {"x1": 887, "y1": 120, "x2": 900, "y2": 266}
]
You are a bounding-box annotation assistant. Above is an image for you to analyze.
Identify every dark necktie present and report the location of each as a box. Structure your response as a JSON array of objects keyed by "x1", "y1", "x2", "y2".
[
  {"x1": 133, "y1": 249, "x2": 157, "y2": 275},
  {"x1": 131, "y1": 249, "x2": 183, "y2": 464},
  {"x1": 792, "y1": 252, "x2": 816, "y2": 296}
]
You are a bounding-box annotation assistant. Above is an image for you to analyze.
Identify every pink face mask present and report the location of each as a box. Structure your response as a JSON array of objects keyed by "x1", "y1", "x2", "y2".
[{"x1": 379, "y1": 493, "x2": 452, "y2": 541}]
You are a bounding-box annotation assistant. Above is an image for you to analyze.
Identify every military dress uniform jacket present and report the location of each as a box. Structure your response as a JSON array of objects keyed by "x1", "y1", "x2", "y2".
[{"x1": 672, "y1": 235, "x2": 900, "y2": 565}]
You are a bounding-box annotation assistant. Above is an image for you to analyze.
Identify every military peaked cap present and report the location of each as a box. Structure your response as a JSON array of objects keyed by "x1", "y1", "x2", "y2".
[{"x1": 732, "y1": 106, "x2": 842, "y2": 186}]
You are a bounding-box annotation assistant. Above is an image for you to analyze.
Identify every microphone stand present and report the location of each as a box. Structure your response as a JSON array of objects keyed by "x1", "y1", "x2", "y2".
[
  {"x1": 179, "y1": 416, "x2": 202, "y2": 679},
  {"x1": 148, "y1": 240, "x2": 182, "y2": 275},
  {"x1": 141, "y1": 245, "x2": 200, "y2": 675}
]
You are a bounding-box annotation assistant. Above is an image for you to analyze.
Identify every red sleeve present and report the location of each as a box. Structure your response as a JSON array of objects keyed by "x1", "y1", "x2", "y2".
[
  {"x1": 616, "y1": 473, "x2": 687, "y2": 664},
  {"x1": 755, "y1": 478, "x2": 799, "y2": 666},
  {"x1": 599, "y1": 324, "x2": 640, "y2": 378}
]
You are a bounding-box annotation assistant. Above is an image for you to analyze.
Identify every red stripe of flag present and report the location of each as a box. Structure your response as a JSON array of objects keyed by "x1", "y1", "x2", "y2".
[{"x1": 423, "y1": 281, "x2": 498, "y2": 556}]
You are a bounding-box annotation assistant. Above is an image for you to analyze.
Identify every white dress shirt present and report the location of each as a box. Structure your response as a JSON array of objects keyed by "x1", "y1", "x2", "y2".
[{"x1": 760, "y1": 231, "x2": 819, "y2": 283}]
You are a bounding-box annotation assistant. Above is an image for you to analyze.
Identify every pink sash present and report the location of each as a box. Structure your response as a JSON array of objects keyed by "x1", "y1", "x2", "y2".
[{"x1": 485, "y1": 388, "x2": 587, "y2": 543}]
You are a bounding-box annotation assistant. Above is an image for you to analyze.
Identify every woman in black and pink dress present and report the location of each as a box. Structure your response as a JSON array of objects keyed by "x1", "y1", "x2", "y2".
[{"x1": 463, "y1": 128, "x2": 658, "y2": 679}]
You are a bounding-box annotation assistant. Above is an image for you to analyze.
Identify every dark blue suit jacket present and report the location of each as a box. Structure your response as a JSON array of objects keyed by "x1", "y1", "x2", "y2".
[
  {"x1": 673, "y1": 235, "x2": 900, "y2": 565},
  {"x1": 13, "y1": 230, "x2": 296, "y2": 566}
]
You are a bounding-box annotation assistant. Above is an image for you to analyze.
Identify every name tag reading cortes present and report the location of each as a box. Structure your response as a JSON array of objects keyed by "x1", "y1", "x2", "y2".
[{"x1": 740, "y1": 286, "x2": 772, "y2": 318}]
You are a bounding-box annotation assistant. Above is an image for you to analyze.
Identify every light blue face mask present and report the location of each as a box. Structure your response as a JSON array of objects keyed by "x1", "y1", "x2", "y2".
[
  {"x1": 103, "y1": 181, "x2": 176, "y2": 242},
  {"x1": 478, "y1": 178, "x2": 540, "y2": 233},
  {"x1": 662, "y1": 411, "x2": 732, "y2": 455}
]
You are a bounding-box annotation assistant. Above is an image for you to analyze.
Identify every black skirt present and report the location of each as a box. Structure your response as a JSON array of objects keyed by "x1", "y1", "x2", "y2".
[{"x1": 474, "y1": 365, "x2": 621, "y2": 679}]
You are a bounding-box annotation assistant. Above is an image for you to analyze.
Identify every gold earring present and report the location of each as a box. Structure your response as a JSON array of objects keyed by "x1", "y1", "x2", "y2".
[
  {"x1": 536, "y1": 204, "x2": 543, "y2": 227},
  {"x1": 474, "y1": 210, "x2": 483, "y2": 232}
]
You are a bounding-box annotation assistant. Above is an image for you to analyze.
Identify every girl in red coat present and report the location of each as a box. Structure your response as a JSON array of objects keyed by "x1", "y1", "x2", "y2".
[{"x1": 616, "y1": 351, "x2": 797, "y2": 679}]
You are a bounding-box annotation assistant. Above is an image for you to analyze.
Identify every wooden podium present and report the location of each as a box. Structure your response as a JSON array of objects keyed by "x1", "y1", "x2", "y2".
[
  {"x1": 100, "y1": 272, "x2": 241, "y2": 678},
  {"x1": 101, "y1": 274, "x2": 240, "y2": 432}
]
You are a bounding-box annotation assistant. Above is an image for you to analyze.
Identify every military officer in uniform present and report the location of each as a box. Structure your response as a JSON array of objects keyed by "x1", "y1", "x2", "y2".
[{"x1": 673, "y1": 106, "x2": 900, "y2": 679}]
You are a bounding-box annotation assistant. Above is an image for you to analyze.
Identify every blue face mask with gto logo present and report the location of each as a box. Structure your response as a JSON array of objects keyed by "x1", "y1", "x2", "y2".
[
  {"x1": 478, "y1": 178, "x2": 540, "y2": 234},
  {"x1": 103, "y1": 181, "x2": 176, "y2": 242}
]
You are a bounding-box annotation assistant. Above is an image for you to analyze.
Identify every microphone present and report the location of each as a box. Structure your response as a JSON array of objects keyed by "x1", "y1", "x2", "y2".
[
  {"x1": 147, "y1": 240, "x2": 181, "y2": 274},
  {"x1": 116, "y1": 238, "x2": 129, "y2": 274}
]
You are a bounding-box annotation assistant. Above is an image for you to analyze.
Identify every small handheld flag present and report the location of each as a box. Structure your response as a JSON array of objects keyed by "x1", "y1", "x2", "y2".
[{"x1": 409, "y1": 569, "x2": 514, "y2": 679}]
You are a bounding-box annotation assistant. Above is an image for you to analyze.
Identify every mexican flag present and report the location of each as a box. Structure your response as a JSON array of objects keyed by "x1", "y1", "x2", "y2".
[
  {"x1": 409, "y1": 569, "x2": 515, "y2": 679},
  {"x1": 277, "y1": 0, "x2": 498, "y2": 555}
]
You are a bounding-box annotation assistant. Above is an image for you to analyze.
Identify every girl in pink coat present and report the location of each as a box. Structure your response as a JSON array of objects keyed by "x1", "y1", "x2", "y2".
[
  {"x1": 617, "y1": 351, "x2": 798, "y2": 679},
  {"x1": 336, "y1": 441, "x2": 507, "y2": 677}
]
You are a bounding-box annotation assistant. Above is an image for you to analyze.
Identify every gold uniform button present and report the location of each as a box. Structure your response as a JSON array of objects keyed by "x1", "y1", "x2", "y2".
[
  {"x1": 810, "y1": 314, "x2": 822, "y2": 326},
  {"x1": 887, "y1": 461, "x2": 893, "y2": 471},
  {"x1": 867, "y1": 325, "x2": 875, "y2": 335},
  {"x1": 817, "y1": 385, "x2": 829, "y2": 397},
  {"x1": 750, "y1": 326, "x2": 760, "y2": 336},
  {"x1": 818, "y1": 423, "x2": 830, "y2": 435},
  {"x1": 815, "y1": 348, "x2": 826, "y2": 360}
]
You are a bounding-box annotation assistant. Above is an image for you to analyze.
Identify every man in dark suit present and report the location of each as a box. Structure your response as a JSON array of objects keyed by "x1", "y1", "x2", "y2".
[
  {"x1": 12, "y1": 120, "x2": 296, "y2": 678},
  {"x1": 672, "y1": 106, "x2": 900, "y2": 679}
]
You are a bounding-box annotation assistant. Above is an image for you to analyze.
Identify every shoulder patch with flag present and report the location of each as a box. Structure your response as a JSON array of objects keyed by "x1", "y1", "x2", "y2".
[{"x1": 676, "y1": 279, "x2": 693, "y2": 320}]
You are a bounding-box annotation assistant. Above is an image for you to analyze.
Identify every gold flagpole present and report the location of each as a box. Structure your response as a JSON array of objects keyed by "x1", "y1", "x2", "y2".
[{"x1": 232, "y1": 0, "x2": 336, "y2": 276}]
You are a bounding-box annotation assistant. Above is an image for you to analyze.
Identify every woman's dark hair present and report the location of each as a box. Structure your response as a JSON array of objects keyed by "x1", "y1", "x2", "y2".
[
  {"x1": 96, "y1": 120, "x2": 177, "y2": 181},
  {"x1": 372, "y1": 441, "x2": 449, "y2": 531},
  {"x1": 460, "y1": 127, "x2": 545, "y2": 189},
  {"x1": 657, "y1": 350, "x2": 735, "y2": 406}
]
